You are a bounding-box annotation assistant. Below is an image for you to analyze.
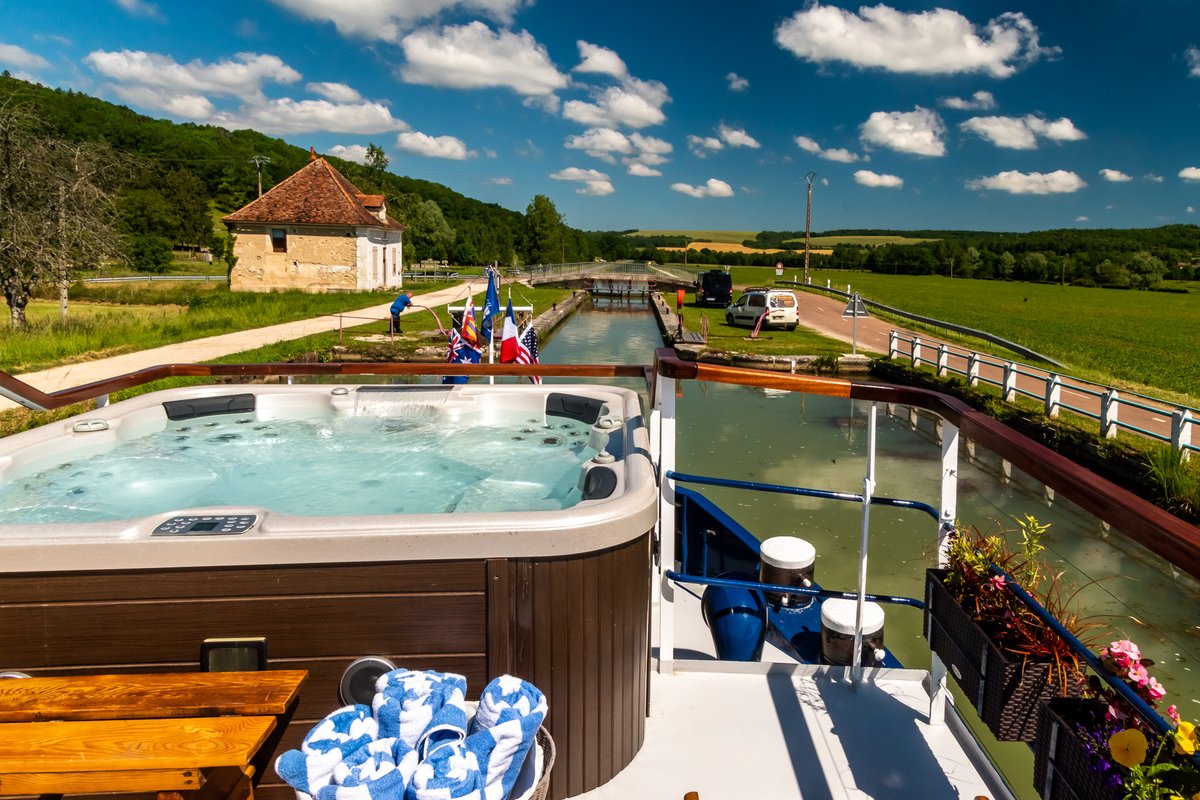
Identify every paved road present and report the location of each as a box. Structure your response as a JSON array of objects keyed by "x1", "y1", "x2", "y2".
[
  {"x1": 0, "y1": 284, "x2": 473, "y2": 412},
  {"x1": 788, "y1": 288, "x2": 1180, "y2": 443}
]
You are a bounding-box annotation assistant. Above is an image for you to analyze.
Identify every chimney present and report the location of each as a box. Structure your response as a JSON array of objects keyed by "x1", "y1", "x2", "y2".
[{"x1": 309, "y1": 146, "x2": 317, "y2": 162}]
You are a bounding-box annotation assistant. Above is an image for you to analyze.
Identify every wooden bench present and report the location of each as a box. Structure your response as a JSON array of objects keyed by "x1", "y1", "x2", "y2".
[{"x1": 0, "y1": 671, "x2": 307, "y2": 800}]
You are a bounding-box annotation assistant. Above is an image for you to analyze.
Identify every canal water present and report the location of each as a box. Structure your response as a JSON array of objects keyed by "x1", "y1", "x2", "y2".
[{"x1": 537, "y1": 297, "x2": 1200, "y2": 798}]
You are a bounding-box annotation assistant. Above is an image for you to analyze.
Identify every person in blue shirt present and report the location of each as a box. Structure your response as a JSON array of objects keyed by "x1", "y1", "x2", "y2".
[{"x1": 390, "y1": 291, "x2": 415, "y2": 334}]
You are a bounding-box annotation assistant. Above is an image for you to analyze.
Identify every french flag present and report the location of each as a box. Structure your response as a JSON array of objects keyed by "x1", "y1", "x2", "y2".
[{"x1": 499, "y1": 299, "x2": 520, "y2": 363}]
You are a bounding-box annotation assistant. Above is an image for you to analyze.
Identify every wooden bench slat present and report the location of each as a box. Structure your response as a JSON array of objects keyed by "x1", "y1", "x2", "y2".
[
  {"x1": 0, "y1": 671, "x2": 307, "y2": 722},
  {"x1": 0, "y1": 767, "x2": 200, "y2": 793},
  {"x1": 0, "y1": 716, "x2": 275, "y2": 773}
]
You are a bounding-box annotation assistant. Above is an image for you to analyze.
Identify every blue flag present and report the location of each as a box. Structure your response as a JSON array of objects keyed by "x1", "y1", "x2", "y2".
[
  {"x1": 442, "y1": 328, "x2": 481, "y2": 385},
  {"x1": 480, "y1": 265, "x2": 500, "y2": 343}
]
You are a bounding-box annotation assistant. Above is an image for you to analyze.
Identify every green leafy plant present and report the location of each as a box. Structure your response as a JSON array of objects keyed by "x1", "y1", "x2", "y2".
[{"x1": 941, "y1": 516, "x2": 1097, "y2": 688}]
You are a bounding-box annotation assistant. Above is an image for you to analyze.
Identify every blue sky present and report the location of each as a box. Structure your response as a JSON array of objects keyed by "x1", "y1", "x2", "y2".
[{"x1": 3, "y1": 0, "x2": 1200, "y2": 233}]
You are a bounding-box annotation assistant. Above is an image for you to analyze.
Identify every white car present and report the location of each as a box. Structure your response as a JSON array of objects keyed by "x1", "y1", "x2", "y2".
[{"x1": 725, "y1": 288, "x2": 799, "y2": 330}]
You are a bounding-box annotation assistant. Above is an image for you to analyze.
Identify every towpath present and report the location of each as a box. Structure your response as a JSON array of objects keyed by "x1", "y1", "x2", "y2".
[{"x1": 0, "y1": 283, "x2": 472, "y2": 412}]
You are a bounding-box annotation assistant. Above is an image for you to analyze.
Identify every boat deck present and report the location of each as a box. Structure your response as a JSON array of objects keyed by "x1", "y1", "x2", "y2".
[
  {"x1": 572, "y1": 579, "x2": 1013, "y2": 799},
  {"x1": 576, "y1": 663, "x2": 1005, "y2": 800}
]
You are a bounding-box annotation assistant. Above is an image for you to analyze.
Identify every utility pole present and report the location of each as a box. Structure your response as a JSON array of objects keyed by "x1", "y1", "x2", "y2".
[
  {"x1": 804, "y1": 171, "x2": 816, "y2": 285},
  {"x1": 250, "y1": 155, "x2": 271, "y2": 198}
]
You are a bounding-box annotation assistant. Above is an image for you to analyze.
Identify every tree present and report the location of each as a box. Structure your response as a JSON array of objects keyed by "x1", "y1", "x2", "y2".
[
  {"x1": 366, "y1": 143, "x2": 388, "y2": 187},
  {"x1": 0, "y1": 99, "x2": 125, "y2": 327},
  {"x1": 524, "y1": 194, "x2": 563, "y2": 265}
]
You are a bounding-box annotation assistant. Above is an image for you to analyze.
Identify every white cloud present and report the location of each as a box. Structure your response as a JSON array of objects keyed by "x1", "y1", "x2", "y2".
[
  {"x1": 114, "y1": 0, "x2": 163, "y2": 19},
  {"x1": 718, "y1": 124, "x2": 760, "y2": 148},
  {"x1": 1188, "y1": 206, "x2": 1196, "y2": 214},
  {"x1": 1099, "y1": 169, "x2": 1132, "y2": 183},
  {"x1": 726, "y1": 72, "x2": 748, "y2": 92},
  {"x1": 564, "y1": 127, "x2": 632, "y2": 163},
  {"x1": 1187, "y1": 46, "x2": 1200, "y2": 77},
  {"x1": 941, "y1": 90, "x2": 996, "y2": 111},
  {"x1": 268, "y1": 0, "x2": 528, "y2": 42},
  {"x1": 217, "y1": 98, "x2": 408, "y2": 134},
  {"x1": 574, "y1": 41, "x2": 627, "y2": 78},
  {"x1": 401, "y1": 22, "x2": 567, "y2": 96},
  {"x1": 955, "y1": 115, "x2": 1084, "y2": 149},
  {"x1": 0, "y1": 43, "x2": 51, "y2": 70},
  {"x1": 562, "y1": 75, "x2": 670, "y2": 128},
  {"x1": 1076, "y1": 215, "x2": 1089, "y2": 222},
  {"x1": 329, "y1": 144, "x2": 370, "y2": 164},
  {"x1": 1024, "y1": 116, "x2": 1086, "y2": 142},
  {"x1": 966, "y1": 170, "x2": 1086, "y2": 194},
  {"x1": 627, "y1": 163, "x2": 661, "y2": 177},
  {"x1": 670, "y1": 178, "x2": 734, "y2": 198},
  {"x1": 775, "y1": 4, "x2": 1056, "y2": 78},
  {"x1": 1179, "y1": 167, "x2": 1200, "y2": 181},
  {"x1": 854, "y1": 170, "x2": 903, "y2": 188},
  {"x1": 959, "y1": 115, "x2": 1036, "y2": 149},
  {"x1": 487, "y1": 176, "x2": 513, "y2": 185},
  {"x1": 795, "y1": 134, "x2": 859, "y2": 162},
  {"x1": 396, "y1": 131, "x2": 472, "y2": 159},
  {"x1": 687, "y1": 135, "x2": 724, "y2": 158},
  {"x1": 550, "y1": 166, "x2": 614, "y2": 196},
  {"x1": 860, "y1": 107, "x2": 945, "y2": 156},
  {"x1": 523, "y1": 94, "x2": 561, "y2": 114},
  {"x1": 307, "y1": 81, "x2": 361, "y2": 103},
  {"x1": 625, "y1": 133, "x2": 671, "y2": 174},
  {"x1": 85, "y1": 49, "x2": 300, "y2": 101},
  {"x1": 1145, "y1": 174, "x2": 1163, "y2": 183}
]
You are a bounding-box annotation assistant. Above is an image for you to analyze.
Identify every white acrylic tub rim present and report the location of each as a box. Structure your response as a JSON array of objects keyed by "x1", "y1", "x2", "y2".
[{"x1": 0, "y1": 383, "x2": 658, "y2": 574}]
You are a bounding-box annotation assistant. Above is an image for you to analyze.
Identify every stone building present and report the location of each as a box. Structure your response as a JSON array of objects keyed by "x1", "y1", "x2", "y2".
[{"x1": 222, "y1": 151, "x2": 404, "y2": 292}]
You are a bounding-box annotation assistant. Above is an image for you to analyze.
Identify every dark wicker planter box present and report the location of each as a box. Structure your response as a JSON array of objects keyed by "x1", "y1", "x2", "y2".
[
  {"x1": 923, "y1": 568, "x2": 1081, "y2": 742},
  {"x1": 1033, "y1": 698, "x2": 1123, "y2": 800}
]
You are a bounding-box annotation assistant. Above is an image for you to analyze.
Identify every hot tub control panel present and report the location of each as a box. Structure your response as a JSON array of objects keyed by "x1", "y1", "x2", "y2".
[{"x1": 152, "y1": 514, "x2": 258, "y2": 536}]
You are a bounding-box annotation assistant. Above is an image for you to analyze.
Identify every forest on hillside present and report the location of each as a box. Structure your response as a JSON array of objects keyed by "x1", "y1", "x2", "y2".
[{"x1": 0, "y1": 74, "x2": 592, "y2": 274}]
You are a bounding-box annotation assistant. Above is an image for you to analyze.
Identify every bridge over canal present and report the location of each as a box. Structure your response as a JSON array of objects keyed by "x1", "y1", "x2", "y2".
[{"x1": 524, "y1": 261, "x2": 697, "y2": 297}]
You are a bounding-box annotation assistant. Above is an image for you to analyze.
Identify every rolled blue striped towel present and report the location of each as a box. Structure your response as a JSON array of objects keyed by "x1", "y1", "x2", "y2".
[
  {"x1": 467, "y1": 676, "x2": 547, "y2": 800},
  {"x1": 315, "y1": 737, "x2": 419, "y2": 800},
  {"x1": 405, "y1": 742, "x2": 485, "y2": 800},
  {"x1": 373, "y1": 669, "x2": 469, "y2": 757},
  {"x1": 276, "y1": 704, "x2": 379, "y2": 798}
]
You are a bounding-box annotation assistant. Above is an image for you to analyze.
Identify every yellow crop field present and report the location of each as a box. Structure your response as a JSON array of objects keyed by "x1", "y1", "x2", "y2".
[{"x1": 631, "y1": 230, "x2": 757, "y2": 244}]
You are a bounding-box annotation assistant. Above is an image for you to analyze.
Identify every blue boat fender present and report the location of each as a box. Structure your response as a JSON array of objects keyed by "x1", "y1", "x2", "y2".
[{"x1": 700, "y1": 571, "x2": 767, "y2": 661}]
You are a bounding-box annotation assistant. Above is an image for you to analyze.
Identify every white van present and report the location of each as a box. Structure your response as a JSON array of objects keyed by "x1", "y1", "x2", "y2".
[{"x1": 725, "y1": 288, "x2": 799, "y2": 330}]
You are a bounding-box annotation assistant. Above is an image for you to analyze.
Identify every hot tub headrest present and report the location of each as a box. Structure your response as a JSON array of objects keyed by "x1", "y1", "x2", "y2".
[
  {"x1": 163, "y1": 393, "x2": 256, "y2": 421},
  {"x1": 546, "y1": 392, "x2": 604, "y2": 424}
]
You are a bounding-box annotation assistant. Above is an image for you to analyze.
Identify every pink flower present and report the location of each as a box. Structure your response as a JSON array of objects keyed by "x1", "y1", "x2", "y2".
[
  {"x1": 1128, "y1": 662, "x2": 1149, "y2": 686},
  {"x1": 989, "y1": 574, "x2": 1006, "y2": 591},
  {"x1": 1167, "y1": 705, "x2": 1180, "y2": 724},
  {"x1": 1106, "y1": 701, "x2": 1129, "y2": 723},
  {"x1": 1145, "y1": 677, "x2": 1166, "y2": 701},
  {"x1": 1109, "y1": 639, "x2": 1141, "y2": 664}
]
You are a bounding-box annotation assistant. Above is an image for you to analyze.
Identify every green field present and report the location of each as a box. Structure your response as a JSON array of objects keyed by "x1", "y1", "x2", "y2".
[{"x1": 807, "y1": 271, "x2": 1200, "y2": 403}]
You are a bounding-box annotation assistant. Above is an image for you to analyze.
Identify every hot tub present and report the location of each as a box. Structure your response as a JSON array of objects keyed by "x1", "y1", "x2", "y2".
[{"x1": 0, "y1": 383, "x2": 657, "y2": 800}]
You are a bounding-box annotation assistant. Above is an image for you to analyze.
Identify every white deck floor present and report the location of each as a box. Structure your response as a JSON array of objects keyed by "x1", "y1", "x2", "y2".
[{"x1": 573, "y1": 579, "x2": 1013, "y2": 799}]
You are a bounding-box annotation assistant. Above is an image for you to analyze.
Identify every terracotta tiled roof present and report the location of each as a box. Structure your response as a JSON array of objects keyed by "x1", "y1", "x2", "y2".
[{"x1": 222, "y1": 158, "x2": 403, "y2": 229}]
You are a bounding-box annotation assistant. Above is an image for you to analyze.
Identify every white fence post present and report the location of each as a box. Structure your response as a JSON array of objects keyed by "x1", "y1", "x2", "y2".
[
  {"x1": 1101, "y1": 389, "x2": 1120, "y2": 439},
  {"x1": 936, "y1": 344, "x2": 949, "y2": 378},
  {"x1": 1003, "y1": 362, "x2": 1017, "y2": 403},
  {"x1": 888, "y1": 331, "x2": 899, "y2": 360},
  {"x1": 1172, "y1": 409, "x2": 1193, "y2": 460},
  {"x1": 1045, "y1": 373, "x2": 1061, "y2": 418},
  {"x1": 911, "y1": 336, "x2": 922, "y2": 368},
  {"x1": 966, "y1": 352, "x2": 980, "y2": 387}
]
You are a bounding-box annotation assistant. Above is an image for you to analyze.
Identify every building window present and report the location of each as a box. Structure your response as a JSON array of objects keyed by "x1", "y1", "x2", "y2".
[{"x1": 271, "y1": 229, "x2": 287, "y2": 253}]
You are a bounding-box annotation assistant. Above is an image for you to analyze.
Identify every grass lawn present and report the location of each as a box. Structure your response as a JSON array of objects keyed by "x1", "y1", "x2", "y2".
[
  {"x1": 680, "y1": 301, "x2": 847, "y2": 358},
  {"x1": 807, "y1": 271, "x2": 1200, "y2": 404}
]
